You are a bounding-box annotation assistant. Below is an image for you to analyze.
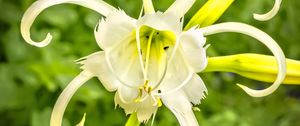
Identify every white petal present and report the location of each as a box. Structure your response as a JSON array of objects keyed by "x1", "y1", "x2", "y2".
[
  {"x1": 253, "y1": 0, "x2": 282, "y2": 21},
  {"x1": 180, "y1": 27, "x2": 208, "y2": 72},
  {"x1": 152, "y1": 47, "x2": 194, "y2": 95},
  {"x1": 21, "y1": 0, "x2": 116, "y2": 47},
  {"x1": 94, "y1": 11, "x2": 143, "y2": 88},
  {"x1": 165, "y1": 0, "x2": 196, "y2": 18},
  {"x1": 135, "y1": 96, "x2": 158, "y2": 123},
  {"x1": 119, "y1": 86, "x2": 139, "y2": 102},
  {"x1": 105, "y1": 38, "x2": 144, "y2": 87},
  {"x1": 137, "y1": 12, "x2": 182, "y2": 35},
  {"x1": 161, "y1": 91, "x2": 199, "y2": 126},
  {"x1": 114, "y1": 90, "x2": 137, "y2": 114},
  {"x1": 50, "y1": 71, "x2": 93, "y2": 126},
  {"x1": 200, "y1": 22, "x2": 286, "y2": 97},
  {"x1": 95, "y1": 10, "x2": 136, "y2": 50},
  {"x1": 183, "y1": 74, "x2": 207, "y2": 105},
  {"x1": 114, "y1": 88, "x2": 157, "y2": 122},
  {"x1": 77, "y1": 51, "x2": 120, "y2": 92}
]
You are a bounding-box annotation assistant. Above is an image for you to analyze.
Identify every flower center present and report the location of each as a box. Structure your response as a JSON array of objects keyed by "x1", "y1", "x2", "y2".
[
  {"x1": 137, "y1": 26, "x2": 176, "y2": 88},
  {"x1": 134, "y1": 80, "x2": 162, "y2": 107}
]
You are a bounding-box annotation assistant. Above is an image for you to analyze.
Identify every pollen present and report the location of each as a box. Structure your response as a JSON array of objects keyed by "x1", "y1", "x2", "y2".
[{"x1": 156, "y1": 98, "x2": 162, "y2": 107}]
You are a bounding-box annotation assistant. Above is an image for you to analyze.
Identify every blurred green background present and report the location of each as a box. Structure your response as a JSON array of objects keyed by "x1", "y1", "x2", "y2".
[{"x1": 0, "y1": 0, "x2": 300, "y2": 126}]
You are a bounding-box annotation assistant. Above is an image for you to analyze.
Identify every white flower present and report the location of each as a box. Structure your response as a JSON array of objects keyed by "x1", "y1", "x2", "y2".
[{"x1": 21, "y1": 0, "x2": 286, "y2": 126}]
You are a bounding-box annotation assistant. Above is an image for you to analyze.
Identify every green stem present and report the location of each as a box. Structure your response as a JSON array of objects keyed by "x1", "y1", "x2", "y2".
[{"x1": 125, "y1": 113, "x2": 140, "y2": 126}]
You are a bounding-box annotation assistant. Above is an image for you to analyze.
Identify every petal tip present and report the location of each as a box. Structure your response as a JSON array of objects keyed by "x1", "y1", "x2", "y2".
[
  {"x1": 236, "y1": 83, "x2": 276, "y2": 97},
  {"x1": 253, "y1": 0, "x2": 282, "y2": 21},
  {"x1": 28, "y1": 33, "x2": 53, "y2": 47}
]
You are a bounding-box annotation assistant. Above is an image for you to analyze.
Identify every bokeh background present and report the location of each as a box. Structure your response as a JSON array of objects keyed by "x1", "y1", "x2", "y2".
[{"x1": 1, "y1": 0, "x2": 300, "y2": 126}]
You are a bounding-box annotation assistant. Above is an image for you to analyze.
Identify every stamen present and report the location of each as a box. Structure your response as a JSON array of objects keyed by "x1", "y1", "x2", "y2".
[
  {"x1": 153, "y1": 72, "x2": 194, "y2": 96},
  {"x1": 145, "y1": 31, "x2": 156, "y2": 80},
  {"x1": 150, "y1": 110, "x2": 157, "y2": 126},
  {"x1": 134, "y1": 80, "x2": 150, "y2": 103},
  {"x1": 152, "y1": 57, "x2": 168, "y2": 90},
  {"x1": 50, "y1": 71, "x2": 93, "y2": 126},
  {"x1": 135, "y1": 27, "x2": 147, "y2": 80},
  {"x1": 149, "y1": 94, "x2": 162, "y2": 107},
  {"x1": 151, "y1": 34, "x2": 181, "y2": 91},
  {"x1": 253, "y1": 0, "x2": 282, "y2": 21},
  {"x1": 151, "y1": 95, "x2": 158, "y2": 106},
  {"x1": 104, "y1": 52, "x2": 140, "y2": 88},
  {"x1": 135, "y1": 94, "x2": 149, "y2": 103},
  {"x1": 200, "y1": 22, "x2": 286, "y2": 97},
  {"x1": 153, "y1": 29, "x2": 197, "y2": 95}
]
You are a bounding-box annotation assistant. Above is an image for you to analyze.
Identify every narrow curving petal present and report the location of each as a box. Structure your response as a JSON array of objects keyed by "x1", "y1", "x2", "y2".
[
  {"x1": 200, "y1": 22, "x2": 286, "y2": 97},
  {"x1": 165, "y1": 0, "x2": 196, "y2": 18},
  {"x1": 50, "y1": 71, "x2": 93, "y2": 126},
  {"x1": 76, "y1": 113, "x2": 86, "y2": 126},
  {"x1": 161, "y1": 91, "x2": 199, "y2": 126},
  {"x1": 21, "y1": 0, "x2": 116, "y2": 47},
  {"x1": 253, "y1": 0, "x2": 282, "y2": 21},
  {"x1": 76, "y1": 51, "x2": 120, "y2": 92},
  {"x1": 143, "y1": 0, "x2": 155, "y2": 14}
]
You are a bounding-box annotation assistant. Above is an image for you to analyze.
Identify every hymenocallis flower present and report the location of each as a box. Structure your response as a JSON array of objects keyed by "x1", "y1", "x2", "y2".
[{"x1": 21, "y1": 0, "x2": 286, "y2": 126}]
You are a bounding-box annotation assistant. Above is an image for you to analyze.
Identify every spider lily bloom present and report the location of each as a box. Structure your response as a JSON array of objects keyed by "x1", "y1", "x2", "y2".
[
  {"x1": 21, "y1": 0, "x2": 286, "y2": 126},
  {"x1": 22, "y1": 0, "x2": 208, "y2": 125}
]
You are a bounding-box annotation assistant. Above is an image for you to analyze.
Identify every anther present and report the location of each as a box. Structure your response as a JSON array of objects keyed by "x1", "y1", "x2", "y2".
[
  {"x1": 147, "y1": 86, "x2": 153, "y2": 93},
  {"x1": 163, "y1": 46, "x2": 169, "y2": 50},
  {"x1": 157, "y1": 98, "x2": 162, "y2": 107},
  {"x1": 192, "y1": 107, "x2": 201, "y2": 112}
]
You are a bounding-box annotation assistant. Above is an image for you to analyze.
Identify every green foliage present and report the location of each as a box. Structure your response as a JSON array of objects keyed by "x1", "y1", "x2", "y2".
[{"x1": 0, "y1": 0, "x2": 300, "y2": 126}]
